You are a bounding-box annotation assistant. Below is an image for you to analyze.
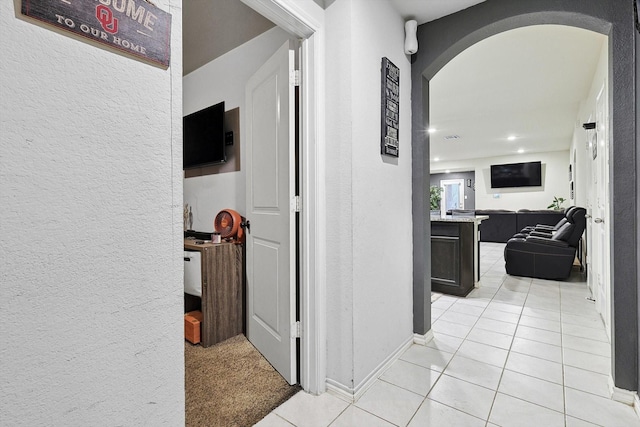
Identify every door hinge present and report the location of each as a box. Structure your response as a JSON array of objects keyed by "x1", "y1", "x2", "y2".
[
  {"x1": 292, "y1": 195, "x2": 301, "y2": 212},
  {"x1": 293, "y1": 321, "x2": 301, "y2": 338},
  {"x1": 291, "y1": 70, "x2": 300, "y2": 87}
]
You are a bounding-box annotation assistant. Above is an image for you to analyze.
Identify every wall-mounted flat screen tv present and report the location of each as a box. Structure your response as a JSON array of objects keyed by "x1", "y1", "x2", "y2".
[
  {"x1": 490, "y1": 161, "x2": 542, "y2": 188},
  {"x1": 183, "y1": 101, "x2": 226, "y2": 169}
]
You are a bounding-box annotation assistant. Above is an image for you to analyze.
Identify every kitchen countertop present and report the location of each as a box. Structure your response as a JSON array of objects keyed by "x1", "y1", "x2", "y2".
[{"x1": 430, "y1": 214, "x2": 489, "y2": 223}]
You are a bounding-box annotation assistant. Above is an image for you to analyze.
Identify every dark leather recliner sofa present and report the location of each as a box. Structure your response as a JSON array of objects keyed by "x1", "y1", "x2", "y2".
[
  {"x1": 516, "y1": 206, "x2": 577, "y2": 237},
  {"x1": 475, "y1": 210, "x2": 518, "y2": 243},
  {"x1": 469, "y1": 209, "x2": 566, "y2": 243},
  {"x1": 515, "y1": 209, "x2": 570, "y2": 234},
  {"x1": 504, "y1": 207, "x2": 586, "y2": 280}
]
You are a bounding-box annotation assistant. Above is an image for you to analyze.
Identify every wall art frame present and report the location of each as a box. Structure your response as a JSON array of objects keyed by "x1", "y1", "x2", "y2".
[{"x1": 381, "y1": 57, "x2": 400, "y2": 157}]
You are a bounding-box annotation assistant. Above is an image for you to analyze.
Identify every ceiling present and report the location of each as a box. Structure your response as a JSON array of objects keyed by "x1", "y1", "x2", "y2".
[
  {"x1": 182, "y1": 1, "x2": 275, "y2": 75},
  {"x1": 183, "y1": 1, "x2": 606, "y2": 169},
  {"x1": 183, "y1": 1, "x2": 484, "y2": 74},
  {"x1": 389, "y1": 0, "x2": 486, "y2": 24},
  {"x1": 429, "y1": 25, "x2": 606, "y2": 168}
]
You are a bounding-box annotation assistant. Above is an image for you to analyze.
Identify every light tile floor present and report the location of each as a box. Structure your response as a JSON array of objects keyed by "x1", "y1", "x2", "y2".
[{"x1": 255, "y1": 243, "x2": 640, "y2": 427}]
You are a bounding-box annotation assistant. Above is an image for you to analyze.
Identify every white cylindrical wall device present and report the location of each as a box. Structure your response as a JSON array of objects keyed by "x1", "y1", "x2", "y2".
[{"x1": 404, "y1": 19, "x2": 418, "y2": 54}]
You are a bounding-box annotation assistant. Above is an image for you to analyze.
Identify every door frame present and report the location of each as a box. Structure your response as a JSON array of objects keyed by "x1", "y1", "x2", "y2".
[
  {"x1": 241, "y1": 0, "x2": 326, "y2": 395},
  {"x1": 411, "y1": 2, "x2": 637, "y2": 392},
  {"x1": 439, "y1": 178, "x2": 465, "y2": 216},
  {"x1": 593, "y1": 81, "x2": 611, "y2": 338}
]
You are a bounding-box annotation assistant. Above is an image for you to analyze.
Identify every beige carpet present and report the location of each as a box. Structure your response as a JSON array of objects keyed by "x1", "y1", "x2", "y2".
[{"x1": 185, "y1": 334, "x2": 300, "y2": 427}]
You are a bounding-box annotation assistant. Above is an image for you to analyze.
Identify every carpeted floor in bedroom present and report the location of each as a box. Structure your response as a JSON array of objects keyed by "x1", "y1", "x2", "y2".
[{"x1": 185, "y1": 334, "x2": 300, "y2": 427}]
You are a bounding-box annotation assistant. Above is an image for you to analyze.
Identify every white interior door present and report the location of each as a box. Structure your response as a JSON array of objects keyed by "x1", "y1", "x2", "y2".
[
  {"x1": 585, "y1": 116, "x2": 595, "y2": 297},
  {"x1": 245, "y1": 41, "x2": 297, "y2": 384},
  {"x1": 593, "y1": 82, "x2": 611, "y2": 338},
  {"x1": 440, "y1": 179, "x2": 465, "y2": 216}
]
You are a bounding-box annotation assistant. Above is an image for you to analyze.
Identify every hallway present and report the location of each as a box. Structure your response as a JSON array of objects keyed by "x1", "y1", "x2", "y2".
[{"x1": 256, "y1": 243, "x2": 640, "y2": 426}]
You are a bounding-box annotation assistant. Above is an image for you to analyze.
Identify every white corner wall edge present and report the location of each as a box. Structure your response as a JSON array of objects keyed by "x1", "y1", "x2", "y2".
[
  {"x1": 608, "y1": 376, "x2": 639, "y2": 414},
  {"x1": 325, "y1": 336, "x2": 414, "y2": 403},
  {"x1": 413, "y1": 330, "x2": 434, "y2": 346}
]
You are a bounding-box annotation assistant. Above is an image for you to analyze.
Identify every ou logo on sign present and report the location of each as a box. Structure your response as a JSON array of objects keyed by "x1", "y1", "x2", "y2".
[{"x1": 96, "y1": 5, "x2": 119, "y2": 34}]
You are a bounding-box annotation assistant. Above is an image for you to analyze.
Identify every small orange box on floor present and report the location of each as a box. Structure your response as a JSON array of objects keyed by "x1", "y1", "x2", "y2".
[{"x1": 184, "y1": 311, "x2": 203, "y2": 344}]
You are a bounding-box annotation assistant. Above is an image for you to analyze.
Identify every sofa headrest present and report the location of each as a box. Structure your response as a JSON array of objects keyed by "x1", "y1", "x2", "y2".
[
  {"x1": 567, "y1": 207, "x2": 586, "y2": 224},
  {"x1": 517, "y1": 209, "x2": 562, "y2": 214},
  {"x1": 564, "y1": 206, "x2": 578, "y2": 218},
  {"x1": 552, "y1": 223, "x2": 574, "y2": 242},
  {"x1": 565, "y1": 207, "x2": 586, "y2": 246}
]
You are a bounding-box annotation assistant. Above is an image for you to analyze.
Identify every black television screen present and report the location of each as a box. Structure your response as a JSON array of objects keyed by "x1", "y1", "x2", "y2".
[
  {"x1": 490, "y1": 161, "x2": 542, "y2": 188},
  {"x1": 183, "y1": 101, "x2": 226, "y2": 169}
]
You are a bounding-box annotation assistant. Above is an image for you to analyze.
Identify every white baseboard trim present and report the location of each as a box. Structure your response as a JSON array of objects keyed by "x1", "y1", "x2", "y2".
[
  {"x1": 413, "y1": 330, "x2": 434, "y2": 346},
  {"x1": 325, "y1": 335, "x2": 414, "y2": 403},
  {"x1": 608, "y1": 375, "x2": 637, "y2": 406},
  {"x1": 325, "y1": 380, "x2": 356, "y2": 404}
]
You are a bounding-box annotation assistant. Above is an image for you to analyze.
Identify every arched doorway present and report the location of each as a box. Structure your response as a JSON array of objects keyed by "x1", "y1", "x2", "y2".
[{"x1": 411, "y1": 0, "x2": 637, "y2": 393}]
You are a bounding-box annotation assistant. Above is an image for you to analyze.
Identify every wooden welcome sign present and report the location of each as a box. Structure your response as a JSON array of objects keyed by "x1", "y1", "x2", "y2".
[{"x1": 21, "y1": 0, "x2": 172, "y2": 67}]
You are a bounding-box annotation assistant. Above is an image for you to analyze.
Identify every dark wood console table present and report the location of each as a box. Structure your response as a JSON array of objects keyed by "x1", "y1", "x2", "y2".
[{"x1": 184, "y1": 240, "x2": 243, "y2": 347}]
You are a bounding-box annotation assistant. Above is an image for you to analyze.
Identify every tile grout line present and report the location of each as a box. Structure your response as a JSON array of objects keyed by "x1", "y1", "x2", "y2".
[
  {"x1": 267, "y1": 246, "x2": 621, "y2": 427},
  {"x1": 484, "y1": 275, "x2": 530, "y2": 426},
  {"x1": 559, "y1": 277, "x2": 568, "y2": 427},
  {"x1": 419, "y1": 268, "x2": 507, "y2": 425},
  {"x1": 427, "y1": 290, "x2": 493, "y2": 424}
]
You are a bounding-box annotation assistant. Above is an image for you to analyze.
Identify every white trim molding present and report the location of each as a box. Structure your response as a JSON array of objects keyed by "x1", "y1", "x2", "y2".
[
  {"x1": 241, "y1": 0, "x2": 327, "y2": 395},
  {"x1": 325, "y1": 380, "x2": 356, "y2": 404},
  {"x1": 608, "y1": 375, "x2": 638, "y2": 408},
  {"x1": 413, "y1": 330, "x2": 434, "y2": 346},
  {"x1": 241, "y1": 0, "x2": 322, "y2": 38},
  {"x1": 326, "y1": 336, "x2": 414, "y2": 403}
]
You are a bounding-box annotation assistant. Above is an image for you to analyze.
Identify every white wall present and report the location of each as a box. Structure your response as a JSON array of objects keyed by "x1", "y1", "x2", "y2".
[
  {"x1": 570, "y1": 39, "x2": 608, "y2": 209},
  {"x1": 432, "y1": 150, "x2": 570, "y2": 210},
  {"x1": 0, "y1": 1, "x2": 184, "y2": 425},
  {"x1": 183, "y1": 27, "x2": 291, "y2": 231},
  {"x1": 325, "y1": 0, "x2": 413, "y2": 393},
  {"x1": 325, "y1": 0, "x2": 354, "y2": 388}
]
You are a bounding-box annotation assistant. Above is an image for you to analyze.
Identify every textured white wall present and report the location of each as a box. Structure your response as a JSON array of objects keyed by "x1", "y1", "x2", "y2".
[
  {"x1": 432, "y1": 151, "x2": 571, "y2": 210},
  {"x1": 183, "y1": 26, "x2": 291, "y2": 231},
  {"x1": 324, "y1": 0, "x2": 413, "y2": 392},
  {"x1": 0, "y1": 1, "x2": 184, "y2": 425},
  {"x1": 324, "y1": 0, "x2": 355, "y2": 389},
  {"x1": 350, "y1": 0, "x2": 413, "y2": 388}
]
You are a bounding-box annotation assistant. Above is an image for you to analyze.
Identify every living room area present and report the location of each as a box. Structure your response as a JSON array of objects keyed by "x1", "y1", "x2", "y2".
[
  {"x1": 431, "y1": 24, "x2": 605, "y2": 249},
  {"x1": 427, "y1": 23, "x2": 612, "y2": 335},
  {"x1": 425, "y1": 18, "x2": 620, "y2": 410},
  {"x1": 427, "y1": 22, "x2": 607, "y2": 216}
]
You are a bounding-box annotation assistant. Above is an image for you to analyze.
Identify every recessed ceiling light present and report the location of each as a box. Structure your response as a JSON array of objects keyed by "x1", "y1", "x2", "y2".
[
  {"x1": 428, "y1": 128, "x2": 436, "y2": 133},
  {"x1": 433, "y1": 157, "x2": 440, "y2": 162},
  {"x1": 508, "y1": 135, "x2": 517, "y2": 141},
  {"x1": 517, "y1": 148, "x2": 525, "y2": 154},
  {"x1": 445, "y1": 169, "x2": 451, "y2": 173}
]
